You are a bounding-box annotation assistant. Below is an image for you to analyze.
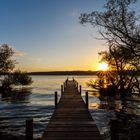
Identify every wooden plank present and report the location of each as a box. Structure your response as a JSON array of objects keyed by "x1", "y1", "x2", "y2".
[{"x1": 41, "y1": 80, "x2": 103, "y2": 140}]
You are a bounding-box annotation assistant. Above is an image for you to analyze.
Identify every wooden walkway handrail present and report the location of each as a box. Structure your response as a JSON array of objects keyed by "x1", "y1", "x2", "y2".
[{"x1": 41, "y1": 79, "x2": 103, "y2": 140}]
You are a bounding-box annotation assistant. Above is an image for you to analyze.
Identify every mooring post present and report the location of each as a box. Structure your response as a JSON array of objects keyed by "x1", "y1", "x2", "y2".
[
  {"x1": 61, "y1": 85, "x2": 63, "y2": 94},
  {"x1": 66, "y1": 77, "x2": 68, "y2": 86},
  {"x1": 79, "y1": 85, "x2": 82, "y2": 95},
  {"x1": 63, "y1": 82, "x2": 66, "y2": 91},
  {"x1": 85, "y1": 91, "x2": 89, "y2": 108},
  {"x1": 75, "y1": 82, "x2": 77, "y2": 89},
  {"x1": 77, "y1": 82, "x2": 78, "y2": 90},
  {"x1": 26, "y1": 119, "x2": 33, "y2": 140},
  {"x1": 73, "y1": 77, "x2": 74, "y2": 82},
  {"x1": 110, "y1": 119, "x2": 119, "y2": 140},
  {"x1": 55, "y1": 91, "x2": 58, "y2": 108}
]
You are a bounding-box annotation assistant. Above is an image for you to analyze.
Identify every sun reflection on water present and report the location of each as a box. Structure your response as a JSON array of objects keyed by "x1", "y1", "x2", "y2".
[{"x1": 89, "y1": 102, "x2": 100, "y2": 109}]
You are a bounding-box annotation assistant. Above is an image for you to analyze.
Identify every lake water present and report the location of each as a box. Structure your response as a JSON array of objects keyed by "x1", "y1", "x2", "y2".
[{"x1": 1, "y1": 75, "x2": 139, "y2": 139}]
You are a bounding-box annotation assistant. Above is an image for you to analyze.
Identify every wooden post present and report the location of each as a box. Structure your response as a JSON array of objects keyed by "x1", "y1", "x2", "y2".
[
  {"x1": 55, "y1": 91, "x2": 58, "y2": 108},
  {"x1": 61, "y1": 85, "x2": 63, "y2": 94},
  {"x1": 66, "y1": 77, "x2": 68, "y2": 86},
  {"x1": 63, "y1": 82, "x2": 66, "y2": 91},
  {"x1": 110, "y1": 119, "x2": 119, "y2": 140},
  {"x1": 79, "y1": 85, "x2": 82, "y2": 95},
  {"x1": 85, "y1": 92, "x2": 88, "y2": 108},
  {"x1": 26, "y1": 119, "x2": 33, "y2": 140},
  {"x1": 75, "y1": 82, "x2": 77, "y2": 88},
  {"x1": 73, "y1": 77, "x2": 74, "y2": 82}
]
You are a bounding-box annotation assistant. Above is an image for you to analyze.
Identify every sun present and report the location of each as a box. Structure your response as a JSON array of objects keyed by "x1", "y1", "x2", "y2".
[{"x1": 98, "y1": 62, "x2": 108, "y2": 71}]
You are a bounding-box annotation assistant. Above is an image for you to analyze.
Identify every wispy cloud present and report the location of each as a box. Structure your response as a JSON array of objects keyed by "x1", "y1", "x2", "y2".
[
  {"x1": 11, "y1": 47, "x2": 26, "y2": 57},
  {"x1": 14, "y1": 50, "x2": 26, "y2": 56},
  {"x1": 3, "y1": 44, "x2": 26, "y2": 57}
]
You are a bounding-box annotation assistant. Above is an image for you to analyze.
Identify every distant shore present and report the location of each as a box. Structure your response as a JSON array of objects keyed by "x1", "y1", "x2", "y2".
[
  {"x1": 1, "y1": 70, "x2": 139, "y2": 76},
  {"x1": 29, "y1": 71, "x2": 98, "y2": 75}
]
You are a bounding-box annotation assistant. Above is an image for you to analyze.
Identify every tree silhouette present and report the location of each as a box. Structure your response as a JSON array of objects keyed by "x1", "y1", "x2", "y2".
[
  {"x1": 80, "y1": 0, "x2": 140, "y2": 95},
  {"x1": 12, "y1": 70, "x2": 33, "y2": 86},
  {"x1": 0, "y1": 44, "x2": 33, "y2": 90},
  {"x1": 0, "y1": 44, "x2": 16, "y2": 73},
  {"x1": 80, "y1": 0, "x2": 140, "y2": 56}
]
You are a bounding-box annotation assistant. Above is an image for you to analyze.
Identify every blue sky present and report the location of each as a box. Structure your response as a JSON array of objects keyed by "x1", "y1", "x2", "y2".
[{"x1": 0, "y1": 0, "x2": 139, "y2": 71}]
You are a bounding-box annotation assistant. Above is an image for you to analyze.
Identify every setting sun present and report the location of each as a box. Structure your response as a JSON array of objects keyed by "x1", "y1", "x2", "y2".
[{"x1": 98, "y1": 62, "x2": 108, "y2": 71}]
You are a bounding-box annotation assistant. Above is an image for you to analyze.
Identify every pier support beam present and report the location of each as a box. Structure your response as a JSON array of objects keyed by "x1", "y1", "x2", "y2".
[
  {"x1": 61, "y1": 85, "x2": 63, "y2": 94},
  {"x1": 55, "y1": 91, "x2": 58, "y2": 108},
  {"x1": 76, "y1": 82, "x2": 78, "y2": 90},
  {"x1": 79, "y1": 85, "x2": 82, "y2": 95},
  {"x1": 26, "y1": 119, "x2": 33, "y2": 140},
  {"x1": 85, "y1": 92, "x2": 89, "y2": 108},
  {"x1": 64, "y1": 82, "x2": 66, "y2": 90},
  {"x1": 110, "y1": 119, "x2": 119, "y2": 140}
]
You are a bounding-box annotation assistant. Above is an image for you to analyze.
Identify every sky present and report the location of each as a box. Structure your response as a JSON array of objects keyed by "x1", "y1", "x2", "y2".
[{"x1": 0, "y1": 0, "x2": 139, "y2": 72}]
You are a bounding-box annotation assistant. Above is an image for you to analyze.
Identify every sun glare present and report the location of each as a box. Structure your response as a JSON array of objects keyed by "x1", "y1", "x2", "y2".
[{"x1": 98, "y1": 62, "x2": 108, "y2": 71}]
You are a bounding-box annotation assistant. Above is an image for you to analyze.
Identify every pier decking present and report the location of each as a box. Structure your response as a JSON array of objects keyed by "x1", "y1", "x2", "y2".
[{"x1": 41, "y1": 79, "x2": 103, "y2": 140}]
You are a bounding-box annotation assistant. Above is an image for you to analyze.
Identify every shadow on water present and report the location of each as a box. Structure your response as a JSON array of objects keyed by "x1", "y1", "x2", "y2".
[
  {"x1": 0, "y1": 88, "x2": 32, "y2": 103},
  {"x1": 0, "y1": 88, "x2": 31, "y2": 140},
  {"x1": 0, "y1": 87, "x2": 54, "y2": 140},
  {"x1": 80, "y1": 89, "x2": 140, "y2": 140},
  {"x1": 87, "y1": 91, "x2": 140, "y2": 140}
]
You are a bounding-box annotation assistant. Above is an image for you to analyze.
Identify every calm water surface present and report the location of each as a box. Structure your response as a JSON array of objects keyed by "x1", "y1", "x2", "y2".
[{"x1": 1, "y1": 75, "x2": 139, "y2": 139}]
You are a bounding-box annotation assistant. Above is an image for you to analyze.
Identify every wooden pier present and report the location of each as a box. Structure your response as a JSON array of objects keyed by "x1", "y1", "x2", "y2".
[{"x1": 41, "y1": 79, "x2": 103, "y2": 140}]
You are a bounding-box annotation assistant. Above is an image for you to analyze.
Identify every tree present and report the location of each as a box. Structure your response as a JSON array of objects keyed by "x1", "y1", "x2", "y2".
[
  {"x1": 0, "y1": 44, "x2": 16, "y2": 73},
  {"x1": 80, "y1": 0, "x2": 140, "y2": 95},
  {"x1": 0, "y1": 44, "x2": 33, "y2": 90},
  {"x1": 1, "y1": 70, "x2": 33, "y2": 89},
  {"x1": 1, "y1": 74, "x2": 14, "y2": 89},
  {"x1": 12, "y1": 70, "x2": 33, "y2": 86},
  {"x1": 80, "y1": 0, "x2": 140, "y2": 56},
  {"x1": 87, "y1": 44, "x2": 140, "y2": 95},
  {"x1": 99, "y1": 47, "x2": 140, "y2": 94}
]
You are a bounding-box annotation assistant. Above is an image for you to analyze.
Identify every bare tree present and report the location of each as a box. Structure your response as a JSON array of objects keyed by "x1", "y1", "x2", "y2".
[
  {"x1": 79, "y1": 0, "x2": 140, "y2": 56},
  {"x1": 80, "y1": 0, "x2": 140, "y2": 95}
]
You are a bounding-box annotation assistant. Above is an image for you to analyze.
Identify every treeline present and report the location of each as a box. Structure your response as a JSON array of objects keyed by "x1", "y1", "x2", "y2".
[
  {"x1": 29, "y1": 71, "x2": 98, "y2": 75},
  {"x1": 29, "y1": 70, "x2": 140, "y2": 76}
]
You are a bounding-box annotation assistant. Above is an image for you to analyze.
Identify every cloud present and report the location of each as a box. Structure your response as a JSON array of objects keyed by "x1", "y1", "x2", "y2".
[
  {"x1": 11, "y1": 47, "x2": 26, "y2": 57},
  {"x1": 1, "y1": 44, "x2": 26, "y2": 57},
  {"x1": 14, "y1": 50, "x2": 26, "y2": 56}
]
